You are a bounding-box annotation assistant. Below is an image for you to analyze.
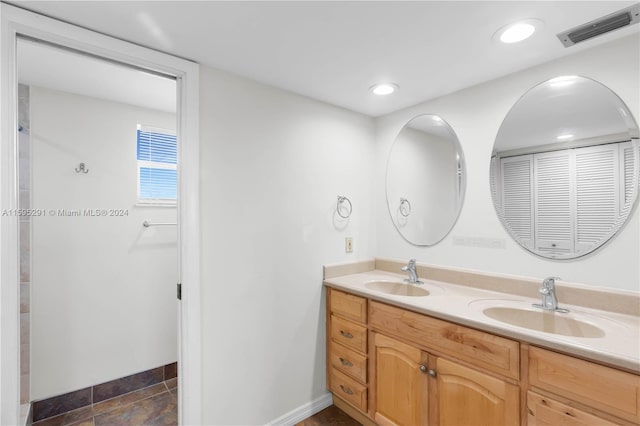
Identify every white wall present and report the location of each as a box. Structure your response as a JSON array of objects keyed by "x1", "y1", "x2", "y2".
[
  {"x1": 30, "y1": 87, "x2": 178, "y2": 399},
  {"x1": 375, "y1": 35, "x2": 640, "y2": 292},
  {"x1": 199, "y1": 67, "x2": 376, "y2": 425}
]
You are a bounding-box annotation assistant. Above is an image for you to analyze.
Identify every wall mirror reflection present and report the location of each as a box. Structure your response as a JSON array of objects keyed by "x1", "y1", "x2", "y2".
[
  {"x1": 491, "y1": 76, "x2": 639, "y2": 259},
  {"x1": 386, "y1": 114, "x2": 465, "y2": 246}
]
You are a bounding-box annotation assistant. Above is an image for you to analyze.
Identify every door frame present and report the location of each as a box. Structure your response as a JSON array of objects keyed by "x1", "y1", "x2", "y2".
[{"x1": 0, "y1": 4, "x2": 202, "y2": 425}]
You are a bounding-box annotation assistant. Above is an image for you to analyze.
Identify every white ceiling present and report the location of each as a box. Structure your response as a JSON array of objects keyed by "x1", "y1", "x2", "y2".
[{"x1": 9, "y1": 1, "x2": 640, "y2": 117}]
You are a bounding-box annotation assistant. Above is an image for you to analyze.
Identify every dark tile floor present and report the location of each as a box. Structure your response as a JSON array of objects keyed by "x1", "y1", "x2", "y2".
[
  {"x1": 296, "y1": 405, "x2": 361, "y2": 426},
  {"x1": 33, "y1": 378, "x2": 177, "y2": 426},
  {"x1": 33, "y1": 395, "x2": 354, "y2": 426}
]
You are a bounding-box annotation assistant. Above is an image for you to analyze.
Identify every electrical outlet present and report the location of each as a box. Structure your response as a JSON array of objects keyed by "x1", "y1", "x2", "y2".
[{"x1": 345, "y1": 237, "x2": 353, "y2": 253}]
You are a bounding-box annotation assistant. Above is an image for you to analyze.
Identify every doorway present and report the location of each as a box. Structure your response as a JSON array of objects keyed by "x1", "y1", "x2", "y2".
[
  {"x1": 0, "y1": 4, "x2": 201, "y2": 425},
  {"x1": 18, "y1": 37, "x2": 179, "y2": 424}
]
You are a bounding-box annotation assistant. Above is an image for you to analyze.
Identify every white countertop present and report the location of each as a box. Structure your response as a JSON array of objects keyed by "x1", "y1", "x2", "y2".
[{"x1": 324, "y1": 270, "x2": 640, "y2": 373}]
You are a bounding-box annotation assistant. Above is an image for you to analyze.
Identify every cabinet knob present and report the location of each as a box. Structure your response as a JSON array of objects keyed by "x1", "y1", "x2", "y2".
[
  {"x1": 419, "y1": 364, "x2": 427, "y2": 373},
  {"x1": 428, "y1": 369, "x2": 437, "y2": 377},
  {"x1": 339, "y1": 330, "x2": 354, "y2": 339}
]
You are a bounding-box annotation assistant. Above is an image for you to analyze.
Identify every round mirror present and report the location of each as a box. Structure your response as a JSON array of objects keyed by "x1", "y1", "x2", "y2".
[
  {"x1": 491, "y1": 76, "x2": 639, "y2": 259},
  {"x1": 386, "y1": 114, "x2": 465, "y2": 246}
]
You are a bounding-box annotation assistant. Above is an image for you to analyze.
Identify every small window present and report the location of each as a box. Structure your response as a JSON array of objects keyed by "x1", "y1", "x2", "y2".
[{"x1": 137, "y1": 125, "x2": 177, "y2": 205}]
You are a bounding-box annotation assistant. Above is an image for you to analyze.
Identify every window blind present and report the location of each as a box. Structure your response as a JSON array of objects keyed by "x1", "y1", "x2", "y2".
[{"x1": 137, "y1": 127, "x2": 177, "y2": 203}]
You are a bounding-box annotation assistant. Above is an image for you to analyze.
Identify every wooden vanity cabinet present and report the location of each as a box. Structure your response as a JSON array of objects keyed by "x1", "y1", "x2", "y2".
[
  {"x1": 371, "y1": 331, "x2": 519, "y2": 426},
  {"x1": 528, "y1": 347, "x2": 640, "y2": 425},
  {"x1": 326, "y1": 287, "x2": 640, "y2": 426},
  {"x1": 369, "y1": 301, "x2": 520, "y2": 426},
  {"x1": 327, "y1": 289, "x2": 370, "y2": 415}
]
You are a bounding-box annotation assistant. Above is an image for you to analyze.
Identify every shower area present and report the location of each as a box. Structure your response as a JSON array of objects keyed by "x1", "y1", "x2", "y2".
[{"x1": 17, "y1": 38, "x2": 179, "y2": 425}]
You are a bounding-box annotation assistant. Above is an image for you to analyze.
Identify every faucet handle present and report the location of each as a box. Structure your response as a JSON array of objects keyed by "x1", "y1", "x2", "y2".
[
  {"x1": 402, "y1": 259, "x2": 417, "y2": 272},
  {"x1": 542, "y1": 276, "x2": 562, "y2": 288}
]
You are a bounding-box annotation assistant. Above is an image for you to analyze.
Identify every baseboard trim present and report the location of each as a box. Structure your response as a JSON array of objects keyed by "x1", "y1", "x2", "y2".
[{"x1": 266, "y1": 392, "x2": 333, "y2": 426}]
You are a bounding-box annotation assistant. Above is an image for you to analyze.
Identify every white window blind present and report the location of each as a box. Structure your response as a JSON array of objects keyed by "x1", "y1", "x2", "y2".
[{"x1": 137, "y1": 125, "x2": 177, "y2": 204}]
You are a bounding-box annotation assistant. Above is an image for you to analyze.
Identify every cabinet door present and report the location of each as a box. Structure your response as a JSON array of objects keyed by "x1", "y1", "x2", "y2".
[
  {"x1": 433, "y1": 357, "x2": 519, "y2": 426},
  {"x1": 373, "y1": 333, "x2": 429, "y2": 426}
]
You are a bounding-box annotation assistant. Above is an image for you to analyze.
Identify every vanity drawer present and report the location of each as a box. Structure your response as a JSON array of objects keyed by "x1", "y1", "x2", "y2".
[
  {"x1": 331, "y1": 315, "x2": 367, "y2": 354},
  {"x1": 330, "y1": 368, "x2": 367, "y2": 412},
  {"x1": 529, "y1": 347, "x2": 640, "y2": 423},
  {"x1": 330, "y1": 288, "x2": 367, "y2": 323},
  {"x1": 370, "y1": 301, "x2": 519, "y2": 379},
  {"x1": 527, "y1": 391, "x2": 620, "y2": 426},
  {"x1": 330, "y1": 342, "x2": 367, "y2": 384}
]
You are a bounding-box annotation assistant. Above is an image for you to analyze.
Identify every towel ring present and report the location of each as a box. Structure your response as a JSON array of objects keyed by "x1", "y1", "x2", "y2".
[
  {"x1": 337, "y1": 196, "x2": 352, "y2": 219},
  {"x1": 399, "y1": 198, "x2": 412, "y2": 217}
]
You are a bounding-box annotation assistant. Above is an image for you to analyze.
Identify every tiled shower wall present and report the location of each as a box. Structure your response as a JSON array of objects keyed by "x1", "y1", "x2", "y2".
[{"x1": 19, "y1": 83, "x2": 31, "y2": 404}]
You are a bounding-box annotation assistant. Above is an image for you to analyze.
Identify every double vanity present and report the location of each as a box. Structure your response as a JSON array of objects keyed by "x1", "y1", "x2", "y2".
[
  {"x1": 324, "y1": 259, "x2": 640, "y2": 426},
  {"x1": 337, "y1": 66, "x2": 640, "y2": 425}
]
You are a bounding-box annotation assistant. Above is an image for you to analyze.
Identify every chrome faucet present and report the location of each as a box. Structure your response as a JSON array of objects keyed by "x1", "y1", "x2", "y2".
[
  {"x1": 402, "y1": 259, "x2": 423, "y2": 284},
  {"x1": 533, "y1": 277, "x2": 569, "y2": 313}
]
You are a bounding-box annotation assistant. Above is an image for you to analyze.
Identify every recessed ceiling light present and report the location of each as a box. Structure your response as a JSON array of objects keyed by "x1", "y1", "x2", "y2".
[
  {"x1": 494, "y1": 19, "x2": 543, "y2": 44},
  {"x1": 557, "y1": 133, "x2": 574, "y2": 141},
  {"x1": 501, "y1": 23, "x2": 535, "y2": 43},
  {"x1": 370, "y1": 83, "x2": 398, "y2": 96}
]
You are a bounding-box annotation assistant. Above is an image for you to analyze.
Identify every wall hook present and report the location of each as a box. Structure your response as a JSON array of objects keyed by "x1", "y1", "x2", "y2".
[{"x1": 75, "y1": 163, "x2": 89, "y2": 174}]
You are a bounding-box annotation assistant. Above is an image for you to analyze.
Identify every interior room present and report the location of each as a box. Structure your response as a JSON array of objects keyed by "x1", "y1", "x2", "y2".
[{"x1": 0, "y1": 2, "x2": 638, "y2": 426}]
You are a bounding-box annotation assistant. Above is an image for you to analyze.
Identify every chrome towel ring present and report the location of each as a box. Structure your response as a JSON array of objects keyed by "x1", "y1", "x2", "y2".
[
  {"x1": 399, "y1": 198, "x2": 412, "y2": 217},
  {"x1": 337, "y1": 196, "x2": 352, "y2": 218}
]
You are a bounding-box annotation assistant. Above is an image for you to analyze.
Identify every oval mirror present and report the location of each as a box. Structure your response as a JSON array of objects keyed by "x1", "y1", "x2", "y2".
[
  {"x1": 386, "y1": 114, "x2": 465, "y2": 246},
  {"x1": 491, "y1": 76, "x2": 639, "y2": 259}
]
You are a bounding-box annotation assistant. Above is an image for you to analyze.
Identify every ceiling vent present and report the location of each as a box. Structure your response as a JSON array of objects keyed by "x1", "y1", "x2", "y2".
[{"x1": 557, "y1": 4, "x2": 640, "y2": 47}]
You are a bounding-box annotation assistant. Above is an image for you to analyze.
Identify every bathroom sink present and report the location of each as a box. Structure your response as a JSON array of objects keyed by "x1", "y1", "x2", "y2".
[
  {"x1": 482, "y1": 306, "x2": 605, "y2": 338},
  {"x1": 365, "y1": 280, "x2": 429, "y2": 297},
  {"x1": 469, "y1": 299, "x2": 625, "y2": 338}
]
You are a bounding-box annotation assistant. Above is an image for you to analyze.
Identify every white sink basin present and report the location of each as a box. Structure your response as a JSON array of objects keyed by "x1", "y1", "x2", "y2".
[
  {"x1": 469, "y1": 299, "x2": 627, "y2": 338},
  {"x1": 365, "y1": 280, "x2": 430, "y2": 297}
]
